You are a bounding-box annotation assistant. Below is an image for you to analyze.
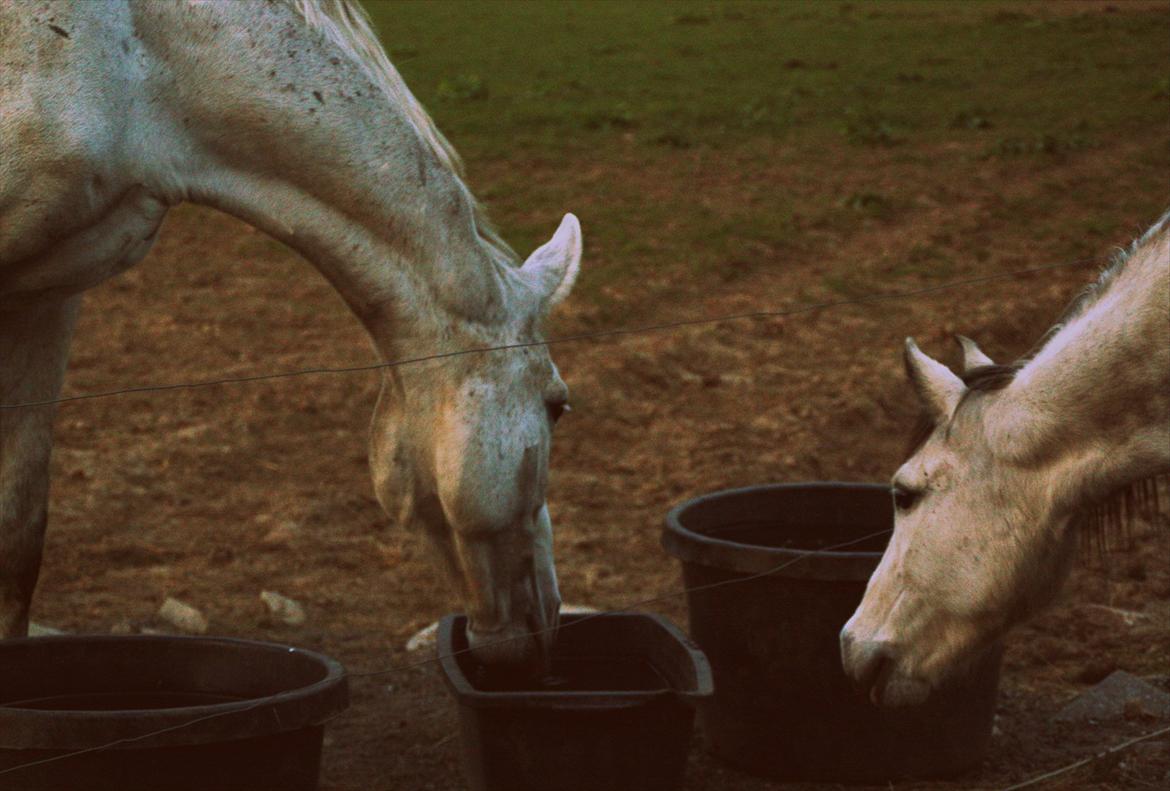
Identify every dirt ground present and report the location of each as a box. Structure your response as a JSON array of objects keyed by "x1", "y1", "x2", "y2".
[{"x1": 21, "y1": 10, "x2": 1170, "y2": 790}]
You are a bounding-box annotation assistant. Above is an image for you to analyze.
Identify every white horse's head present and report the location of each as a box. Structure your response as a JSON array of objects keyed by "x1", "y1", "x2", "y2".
[
  {"x1": 369, "y1": 215, "x2": 582, "y2": 667},
  {"x1": 840, "y1": 337, "x2": 1078, "y2": 706}
]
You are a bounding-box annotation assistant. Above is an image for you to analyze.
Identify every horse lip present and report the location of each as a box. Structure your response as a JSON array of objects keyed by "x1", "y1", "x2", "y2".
[
  {"x1": 466, "y1": 619, "x2": 509, "y2": 638},
  {"x1": 871, "y1": 664, "x2": 933, "y2": 708},
  {"x1": 869, "y1": 655, "x2": 895, "y2": 706}
]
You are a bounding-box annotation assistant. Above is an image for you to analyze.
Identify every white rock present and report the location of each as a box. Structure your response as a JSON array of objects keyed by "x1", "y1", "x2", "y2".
[
  {"x1": 405, "y1": 621, "x2": 439, "y2": 652},
  {"x1": 28, "y1": 622, "x2": 65, "y2": 636},
  {"x1": 108, "y1": 619, "x2": 136, "y2": 635},
  {"x1": 157, "y1": 597, "x2": 209, "y2": 634},
  {"x1": 260, "y1": 590, "x2": 306, "y2": 626},
  {"x1": 259, "y1": 520, "x2": 301, "y2": 548}
]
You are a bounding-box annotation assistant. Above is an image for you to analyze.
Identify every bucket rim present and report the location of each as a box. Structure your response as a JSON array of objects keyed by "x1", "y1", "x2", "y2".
[
  {"x1": 0, "y1": 634, "x2": 349, "y2": 750},
  {"x1": 662, "y1": 481, "x2": 891, "y2": 581},
  {"x1": 437, "y1": 611, "x2": 713, "y2": 708}
]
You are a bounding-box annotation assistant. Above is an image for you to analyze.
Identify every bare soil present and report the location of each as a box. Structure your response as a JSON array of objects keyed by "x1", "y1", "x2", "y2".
[{"x1": 27, "y1": 89, "x2": 1169, "y2": 791}]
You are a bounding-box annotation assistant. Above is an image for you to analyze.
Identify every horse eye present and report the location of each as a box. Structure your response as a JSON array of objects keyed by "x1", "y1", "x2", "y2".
[
  {"x1": 546, "y1": 400, "x2": 569, "y2": 424},
  {"x1": 893, "y1": 485, "x2": 921, "y2": 512}
]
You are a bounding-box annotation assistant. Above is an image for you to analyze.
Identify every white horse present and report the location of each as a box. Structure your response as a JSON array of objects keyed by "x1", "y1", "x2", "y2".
[
  {"x1": 0, "y1": 0, "x2": 582, "y2": 665},
  {"x1": 840, "y1": 211, "x2": 1170, "y2": 706}
]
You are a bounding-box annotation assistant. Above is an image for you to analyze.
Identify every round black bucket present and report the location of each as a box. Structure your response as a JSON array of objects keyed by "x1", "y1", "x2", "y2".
[
  {"x1": 0, "y1": 635, "x2": 348, "y2": 791},
  {"x1": 438, "y1": 612, "x2": 713, "y2": 791},
  {"x1": 662, "y1": 482, "x2": 1002, "y2": 783}
]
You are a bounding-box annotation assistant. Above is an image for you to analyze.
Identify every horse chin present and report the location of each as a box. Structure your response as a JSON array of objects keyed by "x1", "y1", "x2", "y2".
[
  {"x1": 871, "y1": 669, "x2": 932, "y2": 708},
  {"x1": 465, "y1": 620, "x2": 539, "y2": 667},
  {"x1": 466, "y1": 594, "x2": 560, "y2": 670}
]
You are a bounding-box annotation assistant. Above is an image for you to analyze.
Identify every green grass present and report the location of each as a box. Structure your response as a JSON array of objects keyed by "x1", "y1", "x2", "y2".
[
  {"x1": 364, "y1": 1, "x2": 1168, "y2": 154},
  {"x1": 358, "y1": 1, "x2": 1170, "y2": 307}
]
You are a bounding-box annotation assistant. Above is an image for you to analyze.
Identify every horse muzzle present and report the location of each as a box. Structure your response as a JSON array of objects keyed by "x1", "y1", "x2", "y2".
[
  {"x1": 465, "y1": 571, "x2": 561, "y2": 668},
  {"x1": 840, "y1": 626, "x2": 931, "y2": 707}
]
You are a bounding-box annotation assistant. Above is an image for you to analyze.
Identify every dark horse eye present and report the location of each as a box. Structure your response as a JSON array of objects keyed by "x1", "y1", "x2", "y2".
[
  {"x1": 546, "y1": 400, "x2": 569, "y2": 424},
  {"x1": 893, "y1": 485, "x2": 921, "y2": 512}
]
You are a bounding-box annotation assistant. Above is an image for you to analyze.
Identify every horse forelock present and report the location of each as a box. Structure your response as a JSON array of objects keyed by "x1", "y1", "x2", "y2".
[
  {"x1": 286, "y1": 0, "x2": 518, "y2": 266},
  {"x1": 902, "y1": 363, "x2": 1020, "y2": 462},
  {"x1": 900, "y1": 359, "x2": 1167, "y2": 554}
]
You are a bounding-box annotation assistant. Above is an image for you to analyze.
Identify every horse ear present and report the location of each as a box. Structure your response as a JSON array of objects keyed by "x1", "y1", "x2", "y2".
[
  {"x1": 904, "y1": 338, "x2": 964, "y2": 421},
  {"x1": 521, "y1": 213, "x2": 582, "y2": 308},
  {"x1": 955, "y1": 334, "x2": 994, "y2": 373}
]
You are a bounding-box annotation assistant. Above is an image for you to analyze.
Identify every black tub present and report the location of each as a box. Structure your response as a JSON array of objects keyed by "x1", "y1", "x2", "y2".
[
  {"x1": 438, "y1": 612, "x2": 713, "y2": 791},
  {"x1": 0, "y1": 635, "x2": 348, "y2": 791},
  {"x1": 662, "y1": 482, "x2": 1002, "y2": 783}
]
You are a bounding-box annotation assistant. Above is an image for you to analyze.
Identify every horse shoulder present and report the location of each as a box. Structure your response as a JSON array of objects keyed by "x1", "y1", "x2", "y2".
[{"x1": 0, "y1": 1, "x2": 147, "y2": 264}]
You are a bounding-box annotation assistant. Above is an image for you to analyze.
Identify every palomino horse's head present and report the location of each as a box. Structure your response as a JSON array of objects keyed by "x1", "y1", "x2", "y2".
[
  {"x1": 369, "y1": 215, "x2": 582, "y2": 667},
  {"x1": 840, "y1": 337, "x2": 1077, "y2": 706}
]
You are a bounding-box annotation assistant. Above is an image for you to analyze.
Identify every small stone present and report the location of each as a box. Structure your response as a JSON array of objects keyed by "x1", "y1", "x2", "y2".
[
  {"x1": 260, "y1": 591, "x2": 306, "y2": 626},
  {"x1": 108, "y1": 619, "x2": 136, "y2": 635},
  {"x1": 28, "y1": 622, "x2": 65, "y2": 637},
  {"x1": 260, "y1": 520, "x2": 300, "y2": 548},
  {"x1": 1055, "y1": 670, "x2": 1170, "y2": 724},
  {"x1": 406, "y1": 621, "x2": 438, "y2": 652},
  {"x1": 157, "y1": 597, "x2": 209, "y2": 635}
]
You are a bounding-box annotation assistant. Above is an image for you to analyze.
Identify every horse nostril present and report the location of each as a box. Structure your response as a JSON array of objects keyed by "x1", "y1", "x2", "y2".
[{"x1": 845, "y1": 639, "x2": 897, "y2": 697}]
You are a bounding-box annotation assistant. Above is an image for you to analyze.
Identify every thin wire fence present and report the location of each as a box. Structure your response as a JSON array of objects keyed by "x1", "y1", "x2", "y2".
[
  {"x1": 1, "y1": 258, "x2": 1099, "y2": 410},
  {"x1": 1, "y1": 253, "x2": 1162, "y2": 788}
]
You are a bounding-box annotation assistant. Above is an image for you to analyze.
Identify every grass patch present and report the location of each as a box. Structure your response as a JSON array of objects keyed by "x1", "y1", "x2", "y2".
[
  {"x1": 364, "y1": 1, "x2": 1169, "y2": 154},
  {"x1": 436, "y1": 74, "x2": 489, "y2": 101},
  {"x1": 357, "y1": 1, "x2": 1170, "y2": 302},
  {"x1": 949, "y1": 108, "x2": 994, "y2": 130},
  {"x1": 842, "y1": 109, "x2": 905, "y2": 146},
  {"x1": 841, "y1": 191, "x2": 896, "y2": 219},
  {"x1": 986, "y1": 132, "x2": 1097, "y2": 158}
]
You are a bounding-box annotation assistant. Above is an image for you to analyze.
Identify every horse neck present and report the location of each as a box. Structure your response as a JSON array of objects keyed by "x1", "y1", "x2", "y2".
[
  {"x1": 991, "y1": 229, "x2": 1170, "y2": 503},
  {"x1": 134, "y1": 0, "x2": 513, "y2": 356}
]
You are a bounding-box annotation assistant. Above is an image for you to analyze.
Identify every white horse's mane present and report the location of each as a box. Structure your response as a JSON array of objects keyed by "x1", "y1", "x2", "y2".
[{"x1": 286, "y1": 0, "x2": 517, "y2": 264}]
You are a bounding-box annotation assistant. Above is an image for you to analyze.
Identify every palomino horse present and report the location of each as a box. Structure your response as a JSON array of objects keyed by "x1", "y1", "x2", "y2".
[
  {"x1": 0, "y1": 0, "x2": 582, "y2": 665},
  {"x1": 841, "y1": 211, "x2": 1170, "y2": 706}
]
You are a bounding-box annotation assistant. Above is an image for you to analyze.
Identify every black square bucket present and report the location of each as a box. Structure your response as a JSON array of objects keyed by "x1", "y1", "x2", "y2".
[
  {"x1": 437, "y1": 611, "x2": 713, "y2": 791},
  {"x1": 662, "y1": 482, "x2": 1002, "y2": 783}
]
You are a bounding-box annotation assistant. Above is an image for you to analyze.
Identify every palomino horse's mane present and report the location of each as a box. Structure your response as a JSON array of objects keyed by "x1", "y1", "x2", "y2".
[
  {"x1": 286, "y1": 0, "x2": 518, "y2": 265},
  {"x1": 903, "y1": 212, "x2": 1170, "y2": 550},
  {"x1": 1023, "y1": 208, "x2": 1170, "y2": 364}
]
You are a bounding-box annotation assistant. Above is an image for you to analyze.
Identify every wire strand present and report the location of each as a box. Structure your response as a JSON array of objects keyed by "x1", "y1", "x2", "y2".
[
  {"x1": 351, "y1": 526, "x2": 893, "y2": 678},
  {"x1": 999, "y1": 723, "x2": 1170, "y2": 791},
  {"x1": 0, "y1": 258, "x2": 1099, "y2": 411}
]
